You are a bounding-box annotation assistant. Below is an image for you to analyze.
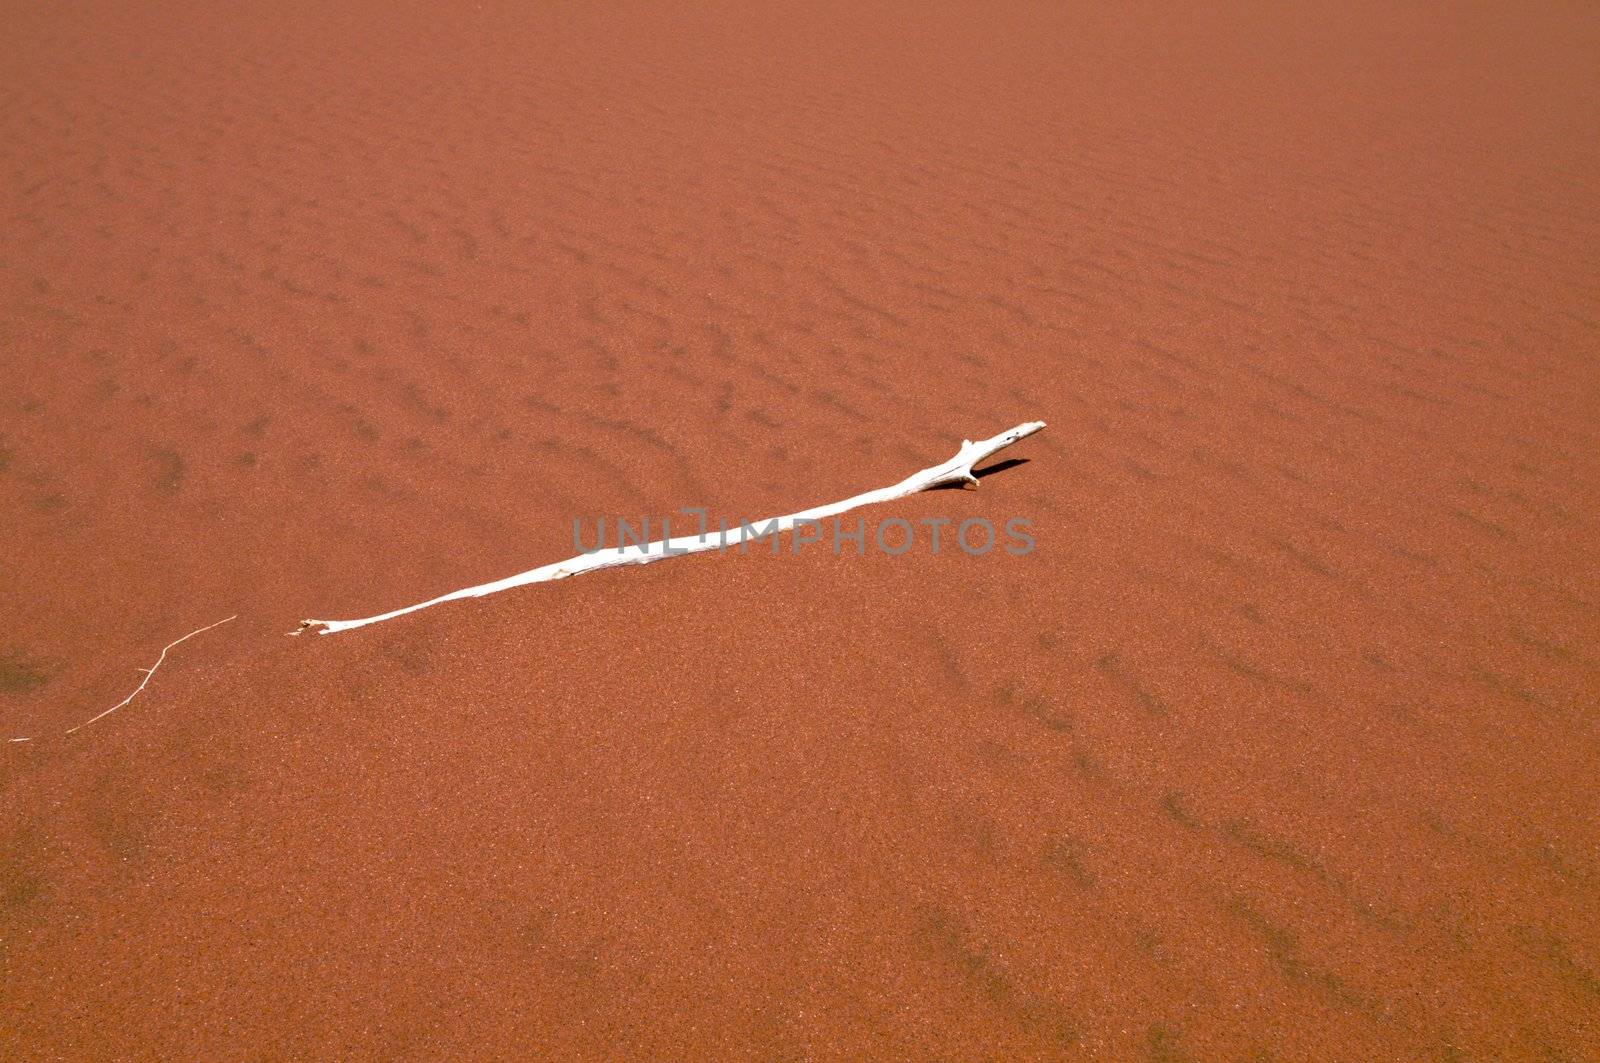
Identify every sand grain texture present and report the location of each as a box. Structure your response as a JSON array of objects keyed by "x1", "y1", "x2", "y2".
[{"x1": 3, "y1": 1, "x2": 1598, "y2": 1059}]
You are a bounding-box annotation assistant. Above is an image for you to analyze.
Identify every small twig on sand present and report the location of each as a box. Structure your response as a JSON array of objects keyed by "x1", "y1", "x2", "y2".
[
  {"x1": 65, "y1": 617, "x2": 235, "y2": 736},
  {"x1": 296, "y1": 421, "x2": 1045, "y2": 637},
  {"x1": 23, "y1": 615, "x2": 238, "y2": 739}
]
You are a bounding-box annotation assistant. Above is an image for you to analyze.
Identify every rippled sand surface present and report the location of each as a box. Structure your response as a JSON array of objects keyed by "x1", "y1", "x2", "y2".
[{"x1": 4, "y1": 2, "x2": 1598, "y2": 1058}]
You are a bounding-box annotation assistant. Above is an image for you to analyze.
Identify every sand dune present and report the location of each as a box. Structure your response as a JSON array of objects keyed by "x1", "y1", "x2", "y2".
[{"x1": 3, "y1": 1, "x2": 1598, "y2": 1058}]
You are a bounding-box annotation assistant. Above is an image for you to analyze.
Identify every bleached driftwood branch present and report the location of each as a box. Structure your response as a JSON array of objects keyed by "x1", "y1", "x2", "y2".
[{"x1": 295, "y1": 421, "x2": 1045, "y2": 636}]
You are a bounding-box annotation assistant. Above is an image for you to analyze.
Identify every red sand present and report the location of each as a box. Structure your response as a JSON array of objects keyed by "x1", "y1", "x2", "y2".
[{"x1": 3, "y1": 1, "x2": 1598, "y2": 1058}]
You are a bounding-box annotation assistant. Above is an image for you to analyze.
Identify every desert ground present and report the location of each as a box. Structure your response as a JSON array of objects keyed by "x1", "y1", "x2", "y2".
[{"x1": 3, "y1": 1, "x2": 1598, "y2": 1059}]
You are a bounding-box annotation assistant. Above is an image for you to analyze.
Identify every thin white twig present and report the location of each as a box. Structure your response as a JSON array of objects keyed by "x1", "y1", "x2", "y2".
[
  {"x1": 296, "y1": 421, "x2": 1045, "y2": 636},
  {"x1": 55, "y1": 615, "x2": 238, "y2": 736}
]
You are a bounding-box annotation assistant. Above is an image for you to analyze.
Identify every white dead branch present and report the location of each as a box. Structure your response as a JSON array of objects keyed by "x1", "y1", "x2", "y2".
[
  {"x1": 7, "y1": 615, "x2": 236, "y2": 742},
  {"x1": 295, "y1": 421, "x2": 1045, "y2": 637}
]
